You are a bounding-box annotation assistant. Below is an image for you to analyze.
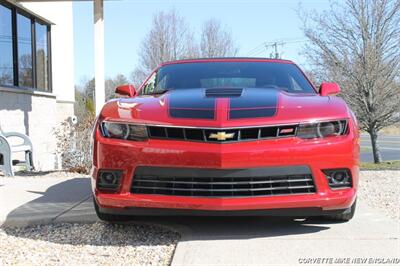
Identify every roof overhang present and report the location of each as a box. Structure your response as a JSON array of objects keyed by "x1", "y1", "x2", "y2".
[{"x1": 6, "y1": 0, "x2": 55, "y2": 24}]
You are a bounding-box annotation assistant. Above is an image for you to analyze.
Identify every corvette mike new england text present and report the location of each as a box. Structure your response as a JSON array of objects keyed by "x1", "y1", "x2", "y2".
[{"x1": 298, "y1": 257, "x2": 400, "y2": 264}]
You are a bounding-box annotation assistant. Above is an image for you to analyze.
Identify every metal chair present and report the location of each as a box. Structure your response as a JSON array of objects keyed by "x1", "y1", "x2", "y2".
[{"x1": 0, "y1": 125, "x2": 34, "y2": 176}]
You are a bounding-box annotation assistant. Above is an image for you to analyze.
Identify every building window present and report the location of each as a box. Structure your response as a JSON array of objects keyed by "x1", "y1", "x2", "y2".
[
  {"x1": 0, "y1": 4, "x2": 13, "y2": 86},
  {"x1": 0, "y1": 2, "x2": 51, "y2": 92},
  {"x1": 17, "y1": 13, "x2": 33, "y2": 88},
  {"x1": 35, "y1": 22, "x2": 49, "y2": 91}
]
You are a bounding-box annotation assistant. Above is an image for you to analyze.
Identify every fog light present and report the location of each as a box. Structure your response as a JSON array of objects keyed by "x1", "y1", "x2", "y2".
[
  {"x1": 97, "y1": 170, "x2": 122, "y2": 191},
  {"x1": 323, "y1": 169, "x2": 352, "y2": 189},
  {"x1": 102, "y1": 172, "x2": 117, "y2": 184},
  {"x1": 333, "y1": 172, "x2": 345, "y2": 182}
]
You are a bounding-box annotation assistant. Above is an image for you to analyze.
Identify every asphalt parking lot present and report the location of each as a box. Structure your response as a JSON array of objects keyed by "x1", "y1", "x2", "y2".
[{"x1": 360, "y1": 133, "x2": 400, "y2": 162}]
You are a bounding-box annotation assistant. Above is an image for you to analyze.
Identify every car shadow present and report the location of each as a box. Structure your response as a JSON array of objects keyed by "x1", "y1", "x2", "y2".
[
  {"x1": 125, "y1": 215, "x2": 334, "y2": 241},
  {"x1": 2, "y1": 177, "x2": 335, "y2": 246},
  {"x1": 1, "y1": 177, "x2": 179, "y2": 248},
  {"x1": 1, "y1": 177, "x2": 91, "y2": 228}
]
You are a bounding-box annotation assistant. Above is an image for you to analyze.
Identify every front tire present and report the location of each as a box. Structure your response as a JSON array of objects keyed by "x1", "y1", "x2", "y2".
[
  {"x1": 323, "y1": 199, "x2": 357, "y2": 222},
  {"x1": 93, "y1": 197, "x2": 131, "y2": 222}
]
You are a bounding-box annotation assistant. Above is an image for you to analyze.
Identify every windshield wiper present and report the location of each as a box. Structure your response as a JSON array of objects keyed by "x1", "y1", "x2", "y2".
[{"x1": 150, "y1": 89, "x2": 169, "y2": 95}]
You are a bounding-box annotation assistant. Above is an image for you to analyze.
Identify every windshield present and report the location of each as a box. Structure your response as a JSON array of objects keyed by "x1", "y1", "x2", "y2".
[{"x1": 141, "y1": 61, "x2": 316, "y2": 94}]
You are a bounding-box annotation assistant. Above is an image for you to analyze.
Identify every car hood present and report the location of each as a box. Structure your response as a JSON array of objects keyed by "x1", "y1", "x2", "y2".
[{"x1": 100, "y1": 88, "x2": 350, "y2": 127}]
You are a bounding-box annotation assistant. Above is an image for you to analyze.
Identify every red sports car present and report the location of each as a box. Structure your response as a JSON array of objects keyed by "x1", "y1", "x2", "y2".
[{"x1": 92, "y1": 58, "x2": 359, "y2": 222}]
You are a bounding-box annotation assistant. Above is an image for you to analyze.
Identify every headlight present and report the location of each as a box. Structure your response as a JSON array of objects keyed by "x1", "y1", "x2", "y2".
[
  {"x1": 101, "y1": 122, "x2": 148, "y2": 140},
  {"x1": 297, "y1": 120, "x2": 347, "y2": 139}
]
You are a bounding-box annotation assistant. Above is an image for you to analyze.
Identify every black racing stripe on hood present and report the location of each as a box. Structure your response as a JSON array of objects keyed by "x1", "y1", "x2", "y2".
[
  {"x1": 229, "y1": 89, "x2": 278, "y2": 119},
  {"x1": 168, "y1": 89, "x2": 216, "y2": 119}
]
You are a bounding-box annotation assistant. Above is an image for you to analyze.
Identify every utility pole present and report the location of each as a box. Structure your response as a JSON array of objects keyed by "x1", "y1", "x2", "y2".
[
  {"x1": 265, "y1": 42, "x2": 282, "y2": 59},
  {"x1": 273, "y1": 42, "x2": 279, "y2": 59},
  {"x1": 247, "y1": 38, "x2": 306, "y2": 58}
]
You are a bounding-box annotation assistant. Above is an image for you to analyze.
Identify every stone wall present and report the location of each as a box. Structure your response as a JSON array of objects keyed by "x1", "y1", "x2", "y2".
[{"x1": 0, "y1": 87, "x2": 74, "y2": 171}]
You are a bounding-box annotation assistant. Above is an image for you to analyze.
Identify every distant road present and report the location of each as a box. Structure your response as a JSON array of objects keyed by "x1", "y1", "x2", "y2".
[{"x1": 360, "y1": 133, "x2": 400, "y2": 162}]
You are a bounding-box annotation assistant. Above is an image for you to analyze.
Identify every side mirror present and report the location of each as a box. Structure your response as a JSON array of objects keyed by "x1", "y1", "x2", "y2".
[
  {"x1": 115, "y1": 84, "x2": 136, "y2": 97},
  {"x1": 319, "y1": 82, "x2": 341, "y2": 96}
]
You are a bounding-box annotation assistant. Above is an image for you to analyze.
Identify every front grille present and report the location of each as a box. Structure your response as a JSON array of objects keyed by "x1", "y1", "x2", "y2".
[
  {"x1": 148, "y1": 124, "x2": 297, "y2": 143},
  {"x1": 131, "y1": 167, "x2": 316, "y2": 198}
]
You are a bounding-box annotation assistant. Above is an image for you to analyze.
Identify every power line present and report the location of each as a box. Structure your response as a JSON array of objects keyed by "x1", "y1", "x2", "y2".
[
  {"x1": 246, "y1": 38, "x2": 308, "y2": 58},
  {"x1": 266, "y1": 42, "x2": 285, "y2": 59}
]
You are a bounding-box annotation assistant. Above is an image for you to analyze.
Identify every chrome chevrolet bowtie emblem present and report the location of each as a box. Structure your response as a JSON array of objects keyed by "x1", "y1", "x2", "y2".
[{"x1": 209, "y1": 132, "x2": 235, "y2": 141}]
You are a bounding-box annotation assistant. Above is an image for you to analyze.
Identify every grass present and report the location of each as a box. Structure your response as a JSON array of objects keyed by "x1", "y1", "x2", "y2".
[
  {"x1": 380, "y1": 125, "x2": 400, "y2": 135},
  {"x1": 360, "y1": 160, "x2": 400, "y2": 170},
  {"x1": 360, "y1": 125, "x2": 400, "y2": 136},
  {"x1": 360, "y1": 147, "x2": 372, "y2": 152}
]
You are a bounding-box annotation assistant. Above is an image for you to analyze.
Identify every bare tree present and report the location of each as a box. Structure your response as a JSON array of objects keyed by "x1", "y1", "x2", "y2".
[
  {"x1": 300, "y1": 0, "x2": 400, "y2": 163},
  {"x1": 131, "y1": 10, "x2": 199, "y2": 89},
  {"x1": 138, "y1": 9, "x2": 198, "y2": 73},
  {"x1": 200, "y1": 19, "x2": 238, "y2": 58},
  {"x1": 0, "y1": 63, "x2": 13, "y2": 85},
  {"x1": 105, "y1": 74, "x2": 129, "y2": 100},
  {"x1": 19, "y1": 54, "x2": 33, "y2": 87},
  {"x1": 130, "y1": 68, "x2": 148, "y2": 89}
]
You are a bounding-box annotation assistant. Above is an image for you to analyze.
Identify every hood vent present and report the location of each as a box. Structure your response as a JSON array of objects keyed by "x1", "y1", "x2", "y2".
[{"x1": 205, "y1": 88, "x2": 243, "y2": 98}]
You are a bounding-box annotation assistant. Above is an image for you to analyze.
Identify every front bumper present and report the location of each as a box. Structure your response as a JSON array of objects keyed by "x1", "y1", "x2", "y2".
[
  {"x1": 92, "y1": 132, "x2": 359, "y2": 214},
  {"x1": 98, "y1": 206, "x2": 349, "y2": 217}
]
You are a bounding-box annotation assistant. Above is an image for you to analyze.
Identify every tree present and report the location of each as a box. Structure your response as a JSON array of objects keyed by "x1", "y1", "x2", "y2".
[
  {"x1": 19, "y1": 54, "x2": 33, "y2": 87},
  {"x1": 105, "y1": 74, "x2": 129, "y2": 100},
  {"x1": 138, "y1": 9, "x2": 198, "y2": 73},
  {"x1": 0, "y1": 64, "x2": 13, "y2": 85},
  {"x1": 74, "y1": 78, "x2": 95, "y2": 118},
  {"x1": 74, "y1": 87, "x2": 87, "y2": 119},
  {"x1": 130, "y1": 68, "x2": 148, "y2": 89},
  {"x1": 300, "y1": 0, "x2": 400, "y2": 163},
  {"x1": 132, "y1": 11, "x2": 240, "y2": 89},
  {"x1": 82, "y1": 78, "x2": 95, "y2": 101},
  {"x1": 200, "y1": 19, "x2": 238, "y2": 57}
]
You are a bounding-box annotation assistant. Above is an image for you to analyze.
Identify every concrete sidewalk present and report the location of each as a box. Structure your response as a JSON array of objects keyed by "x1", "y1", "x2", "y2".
[
  {"x1": 170, "y1": 204, "x2": 400, "y2": 265},
  {"x1": 1, "y1": 176, "x2": 399, "y2": 265},
  {"x1": 0, "y1": 176, "x2": 97, "y2": 227}
]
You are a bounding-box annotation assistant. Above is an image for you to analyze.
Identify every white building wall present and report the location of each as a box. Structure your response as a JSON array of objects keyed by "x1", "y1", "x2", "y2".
[
  {"x1": 0, "y1": 1, "x2": 75, "y2": 171},
  {"x1": 21, "y1": 1, "x2": 75, "y2": 104}
]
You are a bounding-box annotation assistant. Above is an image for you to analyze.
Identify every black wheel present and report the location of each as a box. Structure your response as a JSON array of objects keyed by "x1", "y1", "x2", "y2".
[
  {"x1": 323, "y1": 199, "x2": 357, "y2": 222},
  {"x1": 93, "y1": 197, "x2": 131, "y2": 222}
]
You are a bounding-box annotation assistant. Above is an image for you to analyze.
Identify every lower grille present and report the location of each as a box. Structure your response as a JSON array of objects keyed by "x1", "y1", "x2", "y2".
[{"x1": 131, "y1": 166, "x2": 316, "y2": 198}]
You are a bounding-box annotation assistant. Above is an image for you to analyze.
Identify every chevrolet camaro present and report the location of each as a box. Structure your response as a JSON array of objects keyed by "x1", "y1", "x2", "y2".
[{"x1": 92, "y1": 58, "x2": 359, "y2": 222}]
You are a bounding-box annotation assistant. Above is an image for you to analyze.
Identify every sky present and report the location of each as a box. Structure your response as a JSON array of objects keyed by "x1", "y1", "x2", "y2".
[{"x1": 73, "y1": 0, "x2": 331, "y2": 86}]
